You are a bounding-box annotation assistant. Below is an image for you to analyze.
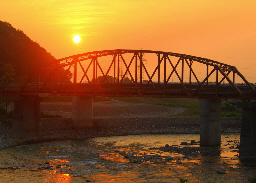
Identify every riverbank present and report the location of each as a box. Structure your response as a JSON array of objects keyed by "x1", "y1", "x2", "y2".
[
  {"x1": 0, "y1": 99, "x2": 241, "y2": 149},
  {"x1": 0, "y1": 118, "x2": 241, "y2": 150}
]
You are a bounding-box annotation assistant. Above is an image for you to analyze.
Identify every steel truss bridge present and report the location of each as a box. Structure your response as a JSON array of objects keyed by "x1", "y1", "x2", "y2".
[{"x1": 1, "y1": 49, "x2": 256, "y2": 100}]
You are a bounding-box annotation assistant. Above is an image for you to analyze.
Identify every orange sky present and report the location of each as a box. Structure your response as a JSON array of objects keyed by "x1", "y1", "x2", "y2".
[{"x1": 1, "y1": 1, "x2": 256, "y2": 82}]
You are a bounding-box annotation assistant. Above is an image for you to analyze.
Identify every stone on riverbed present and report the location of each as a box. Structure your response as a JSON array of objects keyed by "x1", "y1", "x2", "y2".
[
  {"x1": 180, "y1": 142, "x2": 188, "y2": 145},
  {"x1": 128, "y1": 156, "x2": 143, "y2": 163},
  {"x1": 165, "y1": 155, "x2": 174, "y2": 161},
  {"x1": 190, "y1": 140, "x2": 196, "y2": 144},
  {"x1": 177, "y1": 160, "x2": 182, "y2": 164},
  {"x1": 123, "y1": 152, "x2": 143, "y2": 163},
  {"x1": 125, "y1": 153, "x2": 135, "y2": 159},
  {"x1": 216, "y1": 169, "x2": 226, "y2": 174},
  {"x1": 159, "y1": 146, "x2": 170, "y2": 152}
]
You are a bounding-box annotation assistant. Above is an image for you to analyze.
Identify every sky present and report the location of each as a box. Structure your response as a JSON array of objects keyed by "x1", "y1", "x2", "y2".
[{"x1": 1, "y1": 0, "x2": 256, "y2": 82}]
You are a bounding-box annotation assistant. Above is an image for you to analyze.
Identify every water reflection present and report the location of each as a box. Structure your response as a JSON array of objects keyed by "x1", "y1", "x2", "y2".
[
  {"x1": 99, "y1": 153, "x2": 130, "y2": 163},
  {"x1": 93, "y1": 134, "x2": 240, "y2": 166},
  {"x1": 90, "y1": 134, "x2": 245, "y2": 182},
  {"x1": 43, "y1": 171, "x2": 71, "y2": 183},
  {"x1": 40, "y1": 159, "x2": 71, "y2": 183},
  {"x1": 0, "y1": 134, "x2": 255, "y2": 182}
]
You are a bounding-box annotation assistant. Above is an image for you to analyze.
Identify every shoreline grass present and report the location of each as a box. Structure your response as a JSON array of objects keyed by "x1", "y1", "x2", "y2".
[{"x1": 0, "y1": 96, "x2": 243, "y2": 120}]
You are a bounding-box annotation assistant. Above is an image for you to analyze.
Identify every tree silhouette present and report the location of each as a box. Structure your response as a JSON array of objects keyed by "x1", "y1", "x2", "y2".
[
  {"x1": 0, "y1": 21, "x2": 72, "y2": 83},
  {"x1": 0, "y1": 63, "x2": 16, "y2": 86},
  {"x1": 95, "y1": 75, "x2": 132, "y2": 84},
  {"x1": 96, "y1": 75, "x2": 115, "y2": 83}
]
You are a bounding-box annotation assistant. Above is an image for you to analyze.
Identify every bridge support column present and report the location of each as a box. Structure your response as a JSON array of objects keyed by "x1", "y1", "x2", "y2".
[
  {"x1": 237, "y1": 102, "x2": 256, "y2": 159},
  {"x1": 200, "y1": 99, "x2": 221, "y2": 146},
  {"x1": 72, "y1": 96, "x2": 93, "y2": 128},
  {"x1": 12, "y1": 96, "x2": 41, "y2": 137}
]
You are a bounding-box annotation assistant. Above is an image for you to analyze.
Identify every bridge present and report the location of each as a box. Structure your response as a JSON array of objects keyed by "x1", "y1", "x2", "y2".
[
  {"x1": 2, "y1": 49, "x2": 255, "y2": 99},
  {"x1": 1, "y1": 49, "x2": 256, "y2": 158}
]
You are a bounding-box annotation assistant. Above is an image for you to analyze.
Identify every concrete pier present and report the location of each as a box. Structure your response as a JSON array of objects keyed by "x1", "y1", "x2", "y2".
[
  {"x1": 12, "y1": 96, "x2": 41, "y2": 136},
  {"x1": 237, "y1": 102, "x2": 256, "y2": 158},
  {"x1": 72, "y1": 96, "x2": 93, "y2": 128},
  {"x1": 200, "y1": 99, "x2": 221, "y2": 146}
]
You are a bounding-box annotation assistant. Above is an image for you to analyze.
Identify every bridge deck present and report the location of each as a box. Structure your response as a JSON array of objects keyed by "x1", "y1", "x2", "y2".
[{"x1": 1, "y1": 83, "x2": 255, "y2": 99}]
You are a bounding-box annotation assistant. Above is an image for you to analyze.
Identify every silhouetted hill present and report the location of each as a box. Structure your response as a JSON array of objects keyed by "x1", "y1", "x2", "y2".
[{"x1": 0, "y1": 21, "x2": 57, "y2": 82}]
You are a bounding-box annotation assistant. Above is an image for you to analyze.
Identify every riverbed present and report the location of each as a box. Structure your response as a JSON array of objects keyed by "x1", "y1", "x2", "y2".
[{"x1": 0, "y1": 133, "x2": 255, "y2": 182}]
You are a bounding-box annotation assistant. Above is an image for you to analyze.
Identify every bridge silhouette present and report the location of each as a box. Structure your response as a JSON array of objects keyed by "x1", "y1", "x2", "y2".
[
  {"x1": 0, "y1": 49, "x2": 254, "y2": 99},
  {"x1": 1, "y1": 49, "x2": 256, "y2": 159}
]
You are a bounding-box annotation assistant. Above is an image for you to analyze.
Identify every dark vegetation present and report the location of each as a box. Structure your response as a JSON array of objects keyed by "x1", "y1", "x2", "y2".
[
  {"x1": 36, "y1": 95, "x2": 242, "y2": 119},
  {"x1": 0, "y1": 21, "x2": 72, "y2": 117},
  {"x1": 0, "y1": 104, "x2": 12, "y2": 119},
  {"x1": 0, "y1": 21, "x2": 70, "y2": 85},
  {"x1": 0, "y1": 21, "x2": 72, "y2": 85},
  {"x1": 221, "y1": 100, "x2": 242, "y2": 119},
  {"x1": 248, "y1": 175, "x2": 256, "y2": 183},
  {"x1": 113, "y1": 97, "x2": 242, "y2": 119},
  {"x1": 0, "y1": 21, "x2": 54, "y2": 83},
  {"x1": 96, "y1": 75, "x2": 132, "y2": 83},
  {"x1": 0, "y1": 96, "x2": 243, "y2": 120}
]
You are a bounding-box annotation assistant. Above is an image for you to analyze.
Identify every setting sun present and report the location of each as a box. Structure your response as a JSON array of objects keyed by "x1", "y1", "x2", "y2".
[{"x1": 73, "y1": 35, "x2": 81, "y2": 43}]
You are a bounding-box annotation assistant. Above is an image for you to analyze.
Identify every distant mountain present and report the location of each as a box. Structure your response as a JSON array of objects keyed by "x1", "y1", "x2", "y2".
[{"x1": 0, "y1": 21, "x2": 61, "y2": 83}]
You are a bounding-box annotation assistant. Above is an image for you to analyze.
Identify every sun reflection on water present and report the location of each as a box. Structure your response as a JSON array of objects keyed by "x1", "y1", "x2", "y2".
[
  {"x1": 43, "y1": 172, "x2": 71, "y2": 183},
  {"x1": 93, "y1": 134, "x2": 241, "y2": 170},
  {"x1": 90, "y1": 171, "x2": 139, "y2": 183},
  {"x1": 0, "y1": 133, "x2": 251, "y2": 183},
  {"x1": 41, "y1": 159, "x2": 71, "y2": 183}
]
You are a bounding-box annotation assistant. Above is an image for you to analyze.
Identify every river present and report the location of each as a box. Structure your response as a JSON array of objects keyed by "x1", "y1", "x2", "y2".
[{"x1": 0, "y1": 134, "x2": 255, "y2": 182}]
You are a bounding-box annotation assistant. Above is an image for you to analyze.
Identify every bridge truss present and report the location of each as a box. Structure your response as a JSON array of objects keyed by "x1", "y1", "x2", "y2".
[{"x1": 17, "y1": 49, "x2": 255, "y2": 100}]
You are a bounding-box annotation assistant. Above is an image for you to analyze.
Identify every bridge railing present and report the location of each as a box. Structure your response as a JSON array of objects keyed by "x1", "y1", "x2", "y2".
[{"x1": 18, "y1": 49, "x2": 255, "y2": 99}]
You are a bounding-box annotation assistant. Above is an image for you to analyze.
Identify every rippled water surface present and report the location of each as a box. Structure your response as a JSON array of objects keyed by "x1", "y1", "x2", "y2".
[{"x1": 0, "y1": 134, "x2": 255, "y2": 182}]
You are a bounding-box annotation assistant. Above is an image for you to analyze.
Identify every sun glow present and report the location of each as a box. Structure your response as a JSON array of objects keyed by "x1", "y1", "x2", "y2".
[{"x1": 73, "y1": 35, "x2": 81, "y2": 43}]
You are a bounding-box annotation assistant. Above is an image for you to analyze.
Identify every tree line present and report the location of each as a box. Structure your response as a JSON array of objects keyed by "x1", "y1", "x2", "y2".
[
  {"x1": 0, "y1": 21, "x2": 71, "y2": 85},
  {"x1": 0, "y1": 21, "x2": 72, "y2": 116}
]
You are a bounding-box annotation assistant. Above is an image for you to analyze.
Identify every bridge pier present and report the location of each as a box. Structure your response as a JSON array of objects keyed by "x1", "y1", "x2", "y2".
[
  {"x1": 200, "y1": 99, "x2": 221, "y2": 146},
  {"x1": 12, "y1": 96, "x2": 41, "y2": 137},
  {"x1": 72, "y1": 96, "x2": 93, "y2": 128},
  {"x1": 237, "y1": 102, "x2": 256, "y2": 159}
]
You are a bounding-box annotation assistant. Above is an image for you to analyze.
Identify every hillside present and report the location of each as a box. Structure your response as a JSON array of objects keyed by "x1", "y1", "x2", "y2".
[{"x1": 0, "y1": 21, "x2": 60, "y2": 83}]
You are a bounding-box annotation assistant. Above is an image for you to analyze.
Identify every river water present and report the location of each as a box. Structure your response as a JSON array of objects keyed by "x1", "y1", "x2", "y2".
[{"x1": 0, "y1": 134, "x2": 255, "y2": 182}]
